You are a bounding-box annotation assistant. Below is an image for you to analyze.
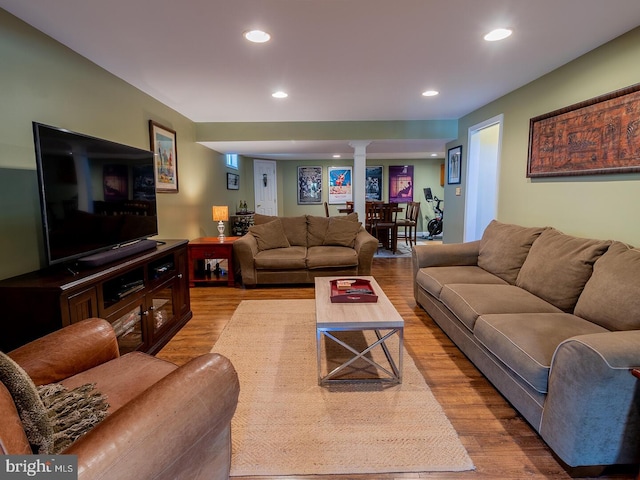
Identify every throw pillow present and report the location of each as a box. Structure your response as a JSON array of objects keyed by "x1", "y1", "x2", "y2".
[
  {"x1": 323, "y1": 217, "x2": 363, "y2": 248},
  {"x1": 477, "y1": 220, "x2": 547, "y2": 284},
  {"x1": 515, "y1": 228, "x2": 611, "y2": 312},
  {"x1": 0, "y1": 352, "x2": 51, "y2": 453},
  {"x1": 0, "y1": 352, "x2": 109, "y2": 454},
  {"x1": 307, "y1": 216, "x2": 330, "y2": 247},
  {"x1": 248, "y1": 219, "x2": 291, "y2": 251},
  {"x1": 574, "y1": 242, "x2": 640, "y2": 330}
]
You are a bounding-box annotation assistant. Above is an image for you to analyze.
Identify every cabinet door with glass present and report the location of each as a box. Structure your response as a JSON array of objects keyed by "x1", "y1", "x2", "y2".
[
  {"x1": 108, "y1": 299, "x2": 147, "y2": 354},
  {"x1": 146, "y1": 278, "x2": 179, "y2": 342}
]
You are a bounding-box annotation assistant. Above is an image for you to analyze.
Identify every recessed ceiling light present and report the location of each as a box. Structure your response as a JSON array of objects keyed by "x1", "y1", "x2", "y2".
[
  {"x1": 430, "y1": 153, "x2": 438, "y2": 157},
  {"x1": 422, "y1": 90, "x2": 439, "y2": 97},
  {"x1": 333, "y1": 154, "x2": 341, "y2": 158},
  {"x1": 272, "y1": 91, "x2": 288, "y2": 99},
  {"x1": 484, "y1": 28, "x2": 512, "y2": 42},
  {"x1": 244, "y1": 30, "x2": 271, "y2": 43}
]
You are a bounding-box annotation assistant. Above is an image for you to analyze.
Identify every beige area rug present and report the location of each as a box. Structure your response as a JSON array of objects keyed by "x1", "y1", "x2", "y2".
[{"x1": 212, "y1": 299, "x2": 474, "y2": 477}]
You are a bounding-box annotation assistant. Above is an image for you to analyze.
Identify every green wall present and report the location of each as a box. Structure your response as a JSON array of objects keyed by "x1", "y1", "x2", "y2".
[
  {"x1": 444, "y1": 26, "x2": 640, "y2": 245},
  {"x1": 0, "y1": 9, "x2": 245, "y2": 279}
]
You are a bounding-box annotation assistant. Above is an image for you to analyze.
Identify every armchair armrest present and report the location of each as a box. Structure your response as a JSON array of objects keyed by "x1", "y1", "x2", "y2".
[
  {"x1": 412, "y1": 240, "x2": 481, "y2": 277},
  {"x1": 354, "y1": 228, "x2": 378, "y2": 275},
  {"x1": 9, "y1": 318, "x2": 119, "y2": 386},
  {"x1": 233, "y1": 234, "x2": 259, "y2": 286},
  {"x1": 540, "y1": 330, "x2": 640, "y2": 467},
  {"x1": 69, "y1": 353, "x2": 240, "y2": 480}
]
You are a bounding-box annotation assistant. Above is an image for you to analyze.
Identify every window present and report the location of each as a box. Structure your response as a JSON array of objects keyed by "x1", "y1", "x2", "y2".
[{"x1": 226, "y1": 153, "x2": 239, "y2": 170}]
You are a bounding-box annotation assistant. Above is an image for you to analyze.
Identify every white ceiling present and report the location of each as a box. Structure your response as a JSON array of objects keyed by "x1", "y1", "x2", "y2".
[{"x1": 2, "y1": 0, "x2": 640, "y2": 160}]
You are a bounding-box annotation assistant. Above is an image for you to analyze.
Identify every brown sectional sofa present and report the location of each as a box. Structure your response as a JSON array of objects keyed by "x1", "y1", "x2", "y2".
[
  {"x1": 413, "y1": 220, "x2": 640, "y2": 470},
  {"x1": 233, "y1": 213, "x2": 378, "y2": 286}
]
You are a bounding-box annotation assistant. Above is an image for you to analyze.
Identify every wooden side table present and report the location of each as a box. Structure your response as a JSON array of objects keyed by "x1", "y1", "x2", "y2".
[{"x1": 188, "y1": 237, "x2": 240, "y2": 287}]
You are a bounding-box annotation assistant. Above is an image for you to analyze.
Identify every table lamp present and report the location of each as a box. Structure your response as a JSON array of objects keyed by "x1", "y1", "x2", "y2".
[{"x1": 212, "y1": 205, "x2": 229, "y2": 242}]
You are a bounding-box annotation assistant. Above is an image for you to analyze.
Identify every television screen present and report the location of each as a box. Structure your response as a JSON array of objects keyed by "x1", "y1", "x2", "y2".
[{"x1": 33, "y1": 122, "x2": 158, "y2": 266}]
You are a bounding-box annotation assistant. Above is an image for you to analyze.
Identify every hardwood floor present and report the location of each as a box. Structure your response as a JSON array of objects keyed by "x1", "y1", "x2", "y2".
[{"x1": 157, "y1": 257, "x2": 636, "y2": 480}]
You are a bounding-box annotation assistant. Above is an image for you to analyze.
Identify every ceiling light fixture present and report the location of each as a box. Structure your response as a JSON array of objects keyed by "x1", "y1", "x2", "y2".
[
  {"x1": 333, "y1": 154, "x2": 341, "y2": 158},
  {"x1": 244, "y1": 30, "x2": 271, "y2": 43},
  {"x1": 422, "y1": 90, "x2": 439, "y2": 97},
  {"x1": 484, "y1": 28, "x2": 512, "y2": 42},
  {"x1": 272, "y1": 91, "x2": 288, "y2": 98}
]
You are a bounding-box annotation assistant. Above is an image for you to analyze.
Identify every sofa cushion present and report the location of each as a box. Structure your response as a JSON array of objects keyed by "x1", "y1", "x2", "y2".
[
  {"x1": 323, "y1": 217, "x2": 363, "y2": 248},
  {"x1": 474, "y1": 313, "x2": 608, "y2": 393},
  {"x1": 515, "y1": 228, "x2": 611, "y2": 312},
  {"x1": 248, "y1": 220, "x2": 291, "y2": 251},
  {"x1": 306, "y1": 246, "x2": 358, "y2": 269},
  {"x1": 574, "y1": 241, "x2": 640, "y2": 330},
  {"x1": 253, "y1": 246, "x2": 307, "y2": 270},
  {"x1": 477, "y1": 220, "x2": 546, "y2": 284},
  {"x1": 253, "y1": 215, "x2": 308, "y2": 246},
  {"x1": 440, "y1": 284, "x2": 562, "y2": 331},
  {"x1": 280, "y1": 216, "x2": 309, "y2": 246},
  {"x1": 307, "y1": 216, "x2": 330, "y2": 247},
  {"x1": 416, "y1": 266, "x2": 508, "y2": 299}
]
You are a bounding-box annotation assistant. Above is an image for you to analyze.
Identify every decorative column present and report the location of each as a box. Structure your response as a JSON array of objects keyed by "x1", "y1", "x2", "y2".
[{"x1": 349, "y1": 141, "x2": 370, "y2": 221}]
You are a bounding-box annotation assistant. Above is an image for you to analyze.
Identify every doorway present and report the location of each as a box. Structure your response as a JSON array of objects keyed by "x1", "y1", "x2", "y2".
[
  {"x1": 464, "y1": 115, "x2": 502, "y2": 242},
  {"x1": 253, "y1": 159, "x2": 277, "y2": 215}
]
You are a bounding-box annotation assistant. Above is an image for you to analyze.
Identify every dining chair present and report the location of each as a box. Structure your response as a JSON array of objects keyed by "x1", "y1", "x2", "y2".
[
  {"x1": 364, "y1": 202, "x2": 378, "y2": 234},
  {"x1": 396, "y1": 201, "x2": 421, "y2": 247},
  {"x1": 373, "y1": 203, "x2": 399, "y2": 253}
]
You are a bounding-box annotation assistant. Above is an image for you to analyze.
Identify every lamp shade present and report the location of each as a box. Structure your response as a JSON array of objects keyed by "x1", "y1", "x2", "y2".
[{"x1": 212, "y1": 206, "x2": 229, "y2": 222}]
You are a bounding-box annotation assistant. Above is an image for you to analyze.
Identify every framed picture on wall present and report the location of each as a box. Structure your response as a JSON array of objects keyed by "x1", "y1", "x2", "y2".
[
  {"x1": 328, "y1": 166, "x2": 352, "y2": 204},
  {"x1": 388, "y1": 165, "x2": 413, "y2": 203},
  {"x1": 297, "y1": 166, "x2": 322, "y2": 204},
  {"x1": 227, "y1": 172, "x2": 239, "y2": 190},
  {"x1": 149, "y1": 120, "x2": 179, "y2": 193},
  {"x1": 365, "y1": 166, "x2": 383, "y2": 201},
  {"x1": 447, "y1": 146, "x2": 462, "y2": 184}
]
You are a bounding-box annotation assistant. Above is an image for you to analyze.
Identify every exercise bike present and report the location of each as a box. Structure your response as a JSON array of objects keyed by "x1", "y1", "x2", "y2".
[{"x1": 426, "y1": 196, "x2": 443, "y2": 239}]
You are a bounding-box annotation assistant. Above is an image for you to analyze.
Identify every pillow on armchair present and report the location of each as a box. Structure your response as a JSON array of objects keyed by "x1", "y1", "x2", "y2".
[{"x1": 0, "y1": 352, "x2": 108, "y2": 454}]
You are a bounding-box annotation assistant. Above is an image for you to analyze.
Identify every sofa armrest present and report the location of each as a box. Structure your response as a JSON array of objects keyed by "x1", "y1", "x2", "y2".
[
  {"x1": 412, "y1": 240, "x2": 480, "y2": 275},
  {"x1": 540, "y1": 330, "x2": 640, "y2": 467},
  {"x1": 354, "y1": 228, "x2": 378, "y2": 275},
  {"x1": 69, "y1": 353, "x2": 240, "y2": 480},
  {"x1": 233, "y1": 234, "x2": 260, "y2": 286},
  {"x1": 8, "y1": 318, "x2": 119, "y2": 386}
]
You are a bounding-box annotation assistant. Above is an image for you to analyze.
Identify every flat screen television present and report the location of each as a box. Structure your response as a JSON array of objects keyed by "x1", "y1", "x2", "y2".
[{"x1": 33, "y1": 122, "x2": 158, "y2": 266}]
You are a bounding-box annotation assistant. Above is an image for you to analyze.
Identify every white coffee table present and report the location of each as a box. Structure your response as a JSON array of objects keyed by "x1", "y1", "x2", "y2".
[{"x1": 315, "y1": 276, "x2": 404, "y2": 385}]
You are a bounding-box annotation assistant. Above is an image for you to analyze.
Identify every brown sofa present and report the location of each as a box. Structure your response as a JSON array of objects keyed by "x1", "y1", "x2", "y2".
[
  {"x1": 0, "y1": 318, "x2": 239, "y2": 480},
  {"x1": 233, "y1": 213, "x2": 378, "y2": 286},
  {"x1": 413, "y1": 220, "x2": 640, "y2": 470}
]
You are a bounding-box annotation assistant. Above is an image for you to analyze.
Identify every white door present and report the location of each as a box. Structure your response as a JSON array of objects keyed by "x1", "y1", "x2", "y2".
[
  {"x1": 253, "y1": 159, "x2": 277, "y2": 215},
  {"x1": 464, "y1": 115, "x2": 502, "y2": 242}
]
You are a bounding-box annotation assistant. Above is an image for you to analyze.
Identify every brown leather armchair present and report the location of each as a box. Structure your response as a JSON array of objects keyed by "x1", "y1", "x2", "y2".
[{"x1": 0, "y1": 318, "x2": 240, "y2": 480}]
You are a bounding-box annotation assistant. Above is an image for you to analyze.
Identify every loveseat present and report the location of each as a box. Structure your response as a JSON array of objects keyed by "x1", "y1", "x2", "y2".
[
  {"x1": 0, "y1": 318, "x2": 239, "y2": 480},
  {"x1": 412, "y1": 220, "x2": 640, "y2": 470},
  {"x1": 233, "y1": 213, "x2": 378, "y2": 286}
]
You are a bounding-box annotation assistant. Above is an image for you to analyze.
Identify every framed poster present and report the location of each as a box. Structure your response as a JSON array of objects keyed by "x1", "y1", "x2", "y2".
[
  {"x1": 297, "y1": 166, "x2": 322, "y2": 205},
  {"x1": 227, "y1": 172, "x2": 239, "y2": 190},
  {"x1": 528, "y1": 83, "x2": 640, "y2": 177},
  {"x1": 149, "y1": 120, "x2": 179, "y2": 193},
  {"x1": 328, "y1": 166, "x2": 352, "y2": 204},
  {"x1": 365, "y1": 166, "x2": 383, "y2": 201},
  {"x1": 388, "y1": 165, "x2": 413, "y2": 203},
  {"x1": 447, "y1": 146, "x2": 462, "y2": 184}
]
